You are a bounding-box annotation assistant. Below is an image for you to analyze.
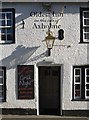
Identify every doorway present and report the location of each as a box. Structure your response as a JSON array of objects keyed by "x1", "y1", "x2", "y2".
[{"x1": 39, "y1": 66, "x2": 61, "y2": 115}]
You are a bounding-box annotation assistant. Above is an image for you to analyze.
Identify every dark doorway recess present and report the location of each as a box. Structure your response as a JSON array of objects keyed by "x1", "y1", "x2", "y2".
[{"x1": 39, "y1": 66, "x2": 61, "y2": 115}]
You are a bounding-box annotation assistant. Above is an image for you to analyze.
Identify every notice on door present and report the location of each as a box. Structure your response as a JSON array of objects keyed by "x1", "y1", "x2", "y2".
[{"x1": 18, "y1": 65, "x2": 34, "y2": 99}]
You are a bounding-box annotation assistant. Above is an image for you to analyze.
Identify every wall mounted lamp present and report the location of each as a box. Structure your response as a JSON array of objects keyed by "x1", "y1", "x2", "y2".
[
  {"x1": 44, "y1": 28, "x2": 55, "y2": 56},
  {"x1": 44, "y1": 28, "x2": 64, "y2": 56}
]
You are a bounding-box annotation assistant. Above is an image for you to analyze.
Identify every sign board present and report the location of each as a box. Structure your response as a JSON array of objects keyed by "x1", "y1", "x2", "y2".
[{"x1": 18, "y1": 65, "x2": 34, "y2": 99}]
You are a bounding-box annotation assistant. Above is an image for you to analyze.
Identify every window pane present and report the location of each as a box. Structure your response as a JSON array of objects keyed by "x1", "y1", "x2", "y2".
[
  {"x1": 0, "y1": 92, "x2": 3, "y2": 97},
  {"x1": 75, "y1": 84, "x2": 80, "y2": 89},
  {"x1": 86, "y1": 69, "x2": 89, "y2": 75},
  {"x1": 0, "y1": 78, "x2": 3, "y2": 84},
  {"x1": 7, "y1": 28, "x2": 12, "y2": 33},
  {"x1": 0, "y1": 70, "x2": 3, "y2": 76},
  {"x1": 84, "y1": 27, "x2": 89, "y2": 32},
  {"x1": 1, "y1": 28, "x2": 5, "y2": 33},
  {"x1": 84, "y1": 19, "x2": 89, "y2": 25},
  {"x1": 2, "y1": 20, "x2": 5, "y2": 26},
  {"x1": 1, "y1": 35, "x2": 6, "y2": 41},
  {"x1": 84, "y1": 12, "x2": 89, "y2": 18},
  {"x1": 2, "y1": 13, "x2": 5, "y2": 19},
  {"x1": 75, "y1": 77, "x2": 80, "y2": 82},
  {"x1": 75, "y1": 90, "x2": 80, "y2": 97},
  {"x1": 6, "y1": 13, "x2": 11, "y2": 19},
  {"x1": 86, "y1": 84, "x2": 89, "y2": 89},
  {"x1": 86, "y1": 77, "x2": 89, "y2": 82},
  {"x1": 0, "y1": 20, "x2": 2, "y2": 26},
  {"x1": 0, "y1": 13, "x2": 2, "y2": 19},
  {"x1": 7, "y1": 20, "x2": 12, "y2": 26},
  {"x1": 75, "y1": 69, "x2": 80, "y2": 75},
  {"x1": 84, "y1": 33, "x2": 89, "y2": 39},
  {"x1": 86, "y1": 91, "x2": 89, "y2": 96},
  {"x1": 0, "y1": 86, "x2": 3, "y2": 91},
  {"x1": 7, "y1": 34, "x2": 12, "y2": 40}
]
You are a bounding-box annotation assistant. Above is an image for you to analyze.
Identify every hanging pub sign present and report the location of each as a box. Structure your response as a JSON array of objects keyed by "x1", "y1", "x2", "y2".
[{"x1": 18, "y1": 65, "x2": 34, "y2": 99}]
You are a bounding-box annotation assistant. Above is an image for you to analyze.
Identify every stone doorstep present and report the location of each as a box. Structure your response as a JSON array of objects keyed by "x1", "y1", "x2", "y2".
[
  {"x1": 1, "y1": 115, "x2": 88, "y2": 119},
  {"x1": 1, "y1": 118, "x2": 88, "y2": 120}
]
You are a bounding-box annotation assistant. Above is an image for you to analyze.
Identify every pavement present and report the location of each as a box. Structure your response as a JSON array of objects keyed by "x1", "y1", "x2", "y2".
[{"x1": 1, "y1": 115, "x2": 89, "y2": 120}]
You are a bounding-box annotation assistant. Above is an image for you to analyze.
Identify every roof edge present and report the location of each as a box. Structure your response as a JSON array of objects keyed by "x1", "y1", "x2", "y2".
[{"x1": 0, "y1": 0, "x2": 89, "y2": 3}]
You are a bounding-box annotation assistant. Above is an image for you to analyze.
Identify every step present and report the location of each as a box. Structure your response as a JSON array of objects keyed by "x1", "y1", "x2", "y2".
[{"x1": 1, "y1": 115, "x2": 88, "y2": 120}]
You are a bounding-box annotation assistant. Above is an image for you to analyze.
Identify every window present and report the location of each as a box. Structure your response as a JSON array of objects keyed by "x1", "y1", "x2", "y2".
[
  {"x1": 85, "y1": 68, "x2": 89, "y2": 99},
  {"x1": 0, "y1": 67, "x2": 6, "y2": 102},
  {"x1": 73, "y1": 66, "x2": 89, "y2": 100},
  {"x1": 0, "y1": 8, "x2": 15, "y2": 44},
  {"x1": 80, "y1": 8, "x2": 89, "y2": 43}
]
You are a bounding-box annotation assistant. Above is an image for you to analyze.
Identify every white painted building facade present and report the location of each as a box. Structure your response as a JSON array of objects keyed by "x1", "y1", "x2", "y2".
[{"x1": 0, "y1": 0, "x2": 89, "y2": 116}]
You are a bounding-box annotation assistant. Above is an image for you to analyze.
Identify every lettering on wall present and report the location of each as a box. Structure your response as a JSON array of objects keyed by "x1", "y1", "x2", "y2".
[
  {"x1": 29, "y1": 11, "x2": 63, "y2": 29},
  {"x1": 18, "y1": 65, "x2": 34, "y2": 99}
]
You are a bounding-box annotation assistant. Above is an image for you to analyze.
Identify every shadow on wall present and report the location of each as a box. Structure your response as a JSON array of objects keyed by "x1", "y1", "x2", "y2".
[
  {"x1": 26, "y1": 50, "x2": 47, "y2": 64},
  {"x1": 15, "y1": 3, "x2": 79, "y2": 28},
  {"x1": 0, "y1": 45, "x2": 39, "y2": 70}
]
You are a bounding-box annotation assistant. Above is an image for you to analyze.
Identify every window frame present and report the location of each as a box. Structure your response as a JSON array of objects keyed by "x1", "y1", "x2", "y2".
[
  {"x1": 0, "y1": 66, "x2": 6, "y2": 102},
  {"x1": 80, "y1": 7, "x2": 89, "y2": 43},
  {"x1": 0, "y1": 8, "x2": 15, "y2": 44},
  {"x1": 85, "y1": 68, "x2": 89, "y2": 99},
  {"x1": 72, "y1": 65, "x2": 89, "y2": 101}
]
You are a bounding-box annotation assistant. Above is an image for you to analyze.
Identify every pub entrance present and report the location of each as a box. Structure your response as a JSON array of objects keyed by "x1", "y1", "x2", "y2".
[{"x1": 39, "y1": 66, "x2": 61, "y2": 115}]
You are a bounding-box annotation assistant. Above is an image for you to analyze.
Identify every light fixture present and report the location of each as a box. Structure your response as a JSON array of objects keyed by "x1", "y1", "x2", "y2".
[{"x1": 45, "y1": 28, "x2": 55, "y2": 56}]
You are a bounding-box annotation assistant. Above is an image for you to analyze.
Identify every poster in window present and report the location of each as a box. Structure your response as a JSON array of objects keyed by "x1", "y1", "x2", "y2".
[{"x1": 18, "y1": 65, "x2": 34, "y2": 99}]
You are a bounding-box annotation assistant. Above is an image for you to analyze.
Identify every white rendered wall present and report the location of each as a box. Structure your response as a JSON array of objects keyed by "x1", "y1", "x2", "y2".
[{"x1": 0, "y1": 2, "x2": 89, "y2": 111}]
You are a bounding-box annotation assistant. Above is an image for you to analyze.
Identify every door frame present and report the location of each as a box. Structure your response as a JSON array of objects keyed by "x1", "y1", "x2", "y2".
[{"x1": 38, "y1": 64, "x2": 63, "y2": 116}]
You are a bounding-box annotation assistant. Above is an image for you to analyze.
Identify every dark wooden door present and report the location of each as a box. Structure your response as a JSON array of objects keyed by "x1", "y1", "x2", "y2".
[{"x1": 39, "y1": 66, "x2": 61, "y2": 115}]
